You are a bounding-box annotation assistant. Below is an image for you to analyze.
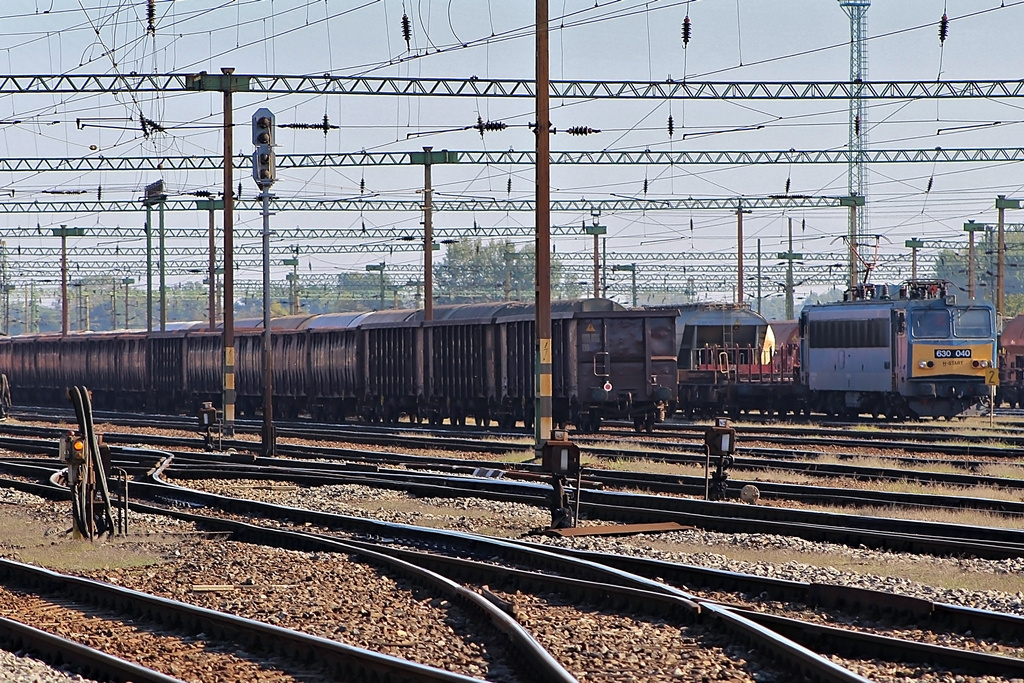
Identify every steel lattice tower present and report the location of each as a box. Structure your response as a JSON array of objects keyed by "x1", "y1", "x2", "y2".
[{"x1": 839, "y1": 0, "x2": 870, "y2": 286}]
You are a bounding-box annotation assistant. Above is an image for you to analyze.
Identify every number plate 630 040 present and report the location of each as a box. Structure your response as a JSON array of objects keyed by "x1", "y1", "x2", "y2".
[{"x1": 934, "y1": 348, "x2": 971, "y2": 359}]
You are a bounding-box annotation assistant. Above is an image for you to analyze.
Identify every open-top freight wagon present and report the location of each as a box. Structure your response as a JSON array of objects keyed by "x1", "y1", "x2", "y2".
[{"x1": 0, "y1": 298, "x2": 678, "y2": 432}]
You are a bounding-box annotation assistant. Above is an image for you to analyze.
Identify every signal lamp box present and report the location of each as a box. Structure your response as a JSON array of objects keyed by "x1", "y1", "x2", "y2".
[
  {"x1": 542, "y1": 430, "x2": 580, "y2": 476},
  {"x1": 705, "y1": 418, "x2": 736, "y2": 457},
  {"x1": 198, "y1": 402, "x2": 219, "y2": 428}
]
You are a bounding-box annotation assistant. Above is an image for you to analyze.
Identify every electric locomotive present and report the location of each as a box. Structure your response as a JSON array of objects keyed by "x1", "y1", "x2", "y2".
[{"x1": 800, "y1": 281, "x2": 997, "y2": 419}]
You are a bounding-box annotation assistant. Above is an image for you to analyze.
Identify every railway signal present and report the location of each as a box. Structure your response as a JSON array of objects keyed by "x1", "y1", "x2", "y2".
[
  {"x1": 252, "y1": 107, "x2": 277, "y2": 456},
  {"x1": 252, "y1": 108, "x2": 276, "y2": 187}
]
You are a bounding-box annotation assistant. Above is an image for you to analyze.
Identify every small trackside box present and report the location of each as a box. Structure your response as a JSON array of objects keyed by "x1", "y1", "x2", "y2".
[
  {"x1": 705, "y1": 417, "x2": 736, "y2": 456},
  {"x1": 541, "y1": 430, "x2": 580, "y2": 475}
]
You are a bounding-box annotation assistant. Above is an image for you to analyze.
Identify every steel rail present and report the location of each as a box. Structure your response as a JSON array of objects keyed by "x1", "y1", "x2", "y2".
[
  {"x1": 6, "y1": 414, "x2": 1024, "y2": 517},
  {"x1": 4, "y1": 469, "x2": 1022, "y2": 680},
  {"x1": 731, "y1": 607, "x2": 1024, "y2": 677},
  {"x1": 6, "y1": 420, "x2": 1024, "y2": 556},
  {"x1": 137, "y1": 471, "x2": 873, "y2": 682},
  {"x1": 0, "y1": 616, "x2": 185, "y2": 683},
  {"x1": 141, "y1": 456, "x2": 1024, "y2": 558},
  {"x1": 0, "y1": 554, "x2": 501, "y2": 683},
  {"x1": 141, "y1": 482, "x2": 1010, "y2": 683}
]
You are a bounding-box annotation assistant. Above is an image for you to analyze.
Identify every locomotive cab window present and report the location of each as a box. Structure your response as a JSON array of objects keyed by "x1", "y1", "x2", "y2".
[
  {"x1": 910, "y1": 310, "x2": 950, "y2": 339},
  {"x1": 953, "y1": 308, "x2": 992, "y2": 338}
]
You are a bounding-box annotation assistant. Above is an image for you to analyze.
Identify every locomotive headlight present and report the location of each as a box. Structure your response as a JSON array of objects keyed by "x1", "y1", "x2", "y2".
[
  {"x1": 919, "y1": 361, "x2": 927, "y2": 368},
  {"x1": 973, "y1": 360, "x2": 989, "y2": 368}
]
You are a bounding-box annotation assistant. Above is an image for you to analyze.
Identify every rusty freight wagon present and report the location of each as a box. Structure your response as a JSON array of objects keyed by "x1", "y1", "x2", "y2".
[{"x1": 0, "y1": 298, "x2": 677, "y2": 432}]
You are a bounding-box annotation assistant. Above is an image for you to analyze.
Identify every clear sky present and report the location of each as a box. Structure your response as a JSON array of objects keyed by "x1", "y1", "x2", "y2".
[{"x1": 0, "y1": 0, "x2": 1022, "y2": 300}]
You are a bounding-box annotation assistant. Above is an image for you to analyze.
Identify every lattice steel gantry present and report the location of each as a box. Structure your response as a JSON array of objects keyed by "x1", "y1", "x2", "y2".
[{"x1": 839, "y1": 0, "x2": 871, "y2": 288}]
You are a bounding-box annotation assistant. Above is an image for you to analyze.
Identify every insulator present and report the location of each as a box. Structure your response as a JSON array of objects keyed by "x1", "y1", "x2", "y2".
[
  {"x1": 643, "y1": 177, "x2": 649, "y2": 195},
  {"x1": 926, "y1": 176, "x2": 934, "y2": 193},
  {"x1": 681, "y1": 15, "x2": 691, "y2": 47},
  {"x1": 507, "y1": 177, "x2": 512, "y2": 196},
  {"x1": 689, "y1": 218, "x2": 694, "y2": 233},
  {"x1": 566, "y1": 126, "x2": 599, "y2": 136},
  {"x1": 147, "y1": 0, "x2": 156, "y2": 35},
  {"x1": 281, "y1": 118, "x2": 339, "y2": 134},
  {"x1": 191, "y1": 190, "x2": 212, "y2": 197},
  {"x1": 854, "y1": 115, "x2": 861, "y2": 136},
  {"x1": 401, "y1": 13, "x2": 412, "y2": 50},
  {"x1": 473, "y1": 118, "x2": 507, "y2": 136},
  {"x1": 360, "y1": 177, "x2": 366, "y2": 195},
  {"x1": 939, "y1": 13, "x2": 949, "y2": 44},
  {"x1": 139, "y1": 113, "x2": 164, "y2": 139},
  {"x1": 237, "y1": 181, "x2": 243, "y2": 199},
  {"x1": 667, "y1": 114, "x2": 675, "y2": 138},
  {"x1": 785, "y1": 177, "x2": 791, "y2": 195}
]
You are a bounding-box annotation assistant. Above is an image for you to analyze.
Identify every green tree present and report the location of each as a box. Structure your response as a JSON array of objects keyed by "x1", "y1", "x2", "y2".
[
  {"x1": 435, "y1": 239, "x2": 577, "y2": 304},
  {"x1": 934, "y1": 231, "x2": 1024, "y2": 316}
]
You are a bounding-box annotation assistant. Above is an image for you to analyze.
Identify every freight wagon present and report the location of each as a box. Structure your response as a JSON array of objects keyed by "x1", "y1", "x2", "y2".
[{"x1": 0, "y1": 298, "x2": 678, "y2": 432}]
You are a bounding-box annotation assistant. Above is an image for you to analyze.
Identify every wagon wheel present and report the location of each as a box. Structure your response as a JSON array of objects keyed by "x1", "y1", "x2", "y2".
[{"x1": 644, "y1": 414, "x2": 655, "y2": 433}]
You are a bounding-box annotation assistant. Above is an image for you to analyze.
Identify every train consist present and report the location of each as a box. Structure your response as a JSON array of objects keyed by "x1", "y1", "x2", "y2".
[
  {"x1": 0, "y1": 283, "x2": 1000, "y2": 426},
  {"x1": 0, "y1": 298, "x2": 679, "y2": 432},
  {"x1": 667, "y1": 281, "x2": 998, "y2": 420}
]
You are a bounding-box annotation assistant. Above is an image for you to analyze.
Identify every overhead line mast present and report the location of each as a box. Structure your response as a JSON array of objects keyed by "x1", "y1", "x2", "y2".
[{"x1": 839, "y1": 0, "x2": 870, "y2": 288}]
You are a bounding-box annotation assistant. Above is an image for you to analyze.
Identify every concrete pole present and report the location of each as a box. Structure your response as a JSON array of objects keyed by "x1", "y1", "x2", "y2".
[
  {"x1": 208, "y1": 203, "x2": 217, "y2": 329},
  {"x1": 222, "y1": 67, "x2": 237, "y2": 438},
  {"x1": 60, "y1": 228, "x2": 68, "y2": 336},
  {"x1": 145, "y1": 206, "x2": 152, "y2": 332},
  {"x1": 736, "y1": 203, "x2": 744, "y2": 304},
  {"x1": 423, "y1": 146, "x2": 434, "y2": 321},
  {"x1": 997, "y1": 196, "x2": 1006, "y2": 325}
]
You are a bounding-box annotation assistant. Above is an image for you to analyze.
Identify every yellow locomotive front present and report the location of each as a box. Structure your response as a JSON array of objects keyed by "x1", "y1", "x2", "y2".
[{"x1": 902, "y1": 302, "x2": 997, "y2": 415}]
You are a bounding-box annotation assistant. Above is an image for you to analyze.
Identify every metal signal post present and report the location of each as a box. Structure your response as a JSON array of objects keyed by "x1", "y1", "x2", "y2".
[
  {"x1": 253, "y1": 108, "x2": 277, "y2": 456},
  {"x1": 535, "y1": 0, "x2": 553, "y2": 460}
]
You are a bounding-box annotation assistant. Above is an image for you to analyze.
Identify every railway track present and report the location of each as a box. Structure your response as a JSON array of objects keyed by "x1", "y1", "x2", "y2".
[
  {"x1": 10, "y1": 468, "x2": 1024, "y2": 681},
  {"x1": 4, "y1": 455, "x2": 1024, "y2": 567},
  {"x1": 4, "y1": 419, "x2": 1024, "y2": 557},
  {"x1": 14, "y1": 405, "x2": 1024, "y2": 459},
  {"x1": 6, "y1": 407, "x2": 1024, "y2": 679},
  {"x1": 0, "y1": 555, "x2": 495, "y2": 683}
]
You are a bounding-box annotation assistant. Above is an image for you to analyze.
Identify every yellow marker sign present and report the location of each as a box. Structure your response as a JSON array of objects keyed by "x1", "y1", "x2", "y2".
[
  {"x1": 540, "y1": 339, "x2": 552, "y2": 365},
  {"x1": 986, "y1": 367, "x2": 999, "y2": 386},
  {"x1": 585, "y1": 323, "x2": 596, "y2": 332}
]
